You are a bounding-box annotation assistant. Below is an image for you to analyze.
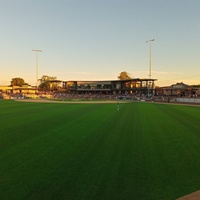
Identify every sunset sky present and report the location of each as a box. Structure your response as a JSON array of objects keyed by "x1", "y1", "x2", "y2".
[{"x1": 0, "y1": 0, "x2": 200, "y2": 86}]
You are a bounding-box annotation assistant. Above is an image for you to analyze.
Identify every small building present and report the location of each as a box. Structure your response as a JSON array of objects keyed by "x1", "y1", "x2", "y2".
[
  {"x1": 0, "y1": 85, "x2": 37, "y2": 94},
  {"x1": 155, "y1": 82, "x2": 199, "y2": 97}
]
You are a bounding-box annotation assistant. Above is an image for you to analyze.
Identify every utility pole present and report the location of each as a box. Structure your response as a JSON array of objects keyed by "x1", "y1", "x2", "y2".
[{"x1": 32, "y1": 49, "x2": 42, "y2": 88}]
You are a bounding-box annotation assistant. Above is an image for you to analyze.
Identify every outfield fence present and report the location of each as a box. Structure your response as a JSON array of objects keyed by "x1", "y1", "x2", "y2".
[{"x1": 172, "y1": 97, "x2": 200, "y2": 104}]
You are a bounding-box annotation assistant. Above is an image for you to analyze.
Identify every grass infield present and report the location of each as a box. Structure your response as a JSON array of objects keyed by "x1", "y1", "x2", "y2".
[{"x1": 0, "y1": 100, "x2": 200, "y2": 200}]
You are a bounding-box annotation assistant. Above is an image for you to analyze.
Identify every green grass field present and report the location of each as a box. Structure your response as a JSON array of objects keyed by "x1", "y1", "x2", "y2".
[{"x1": 1, "y1": 100, "x2": 200, "y2": 200}]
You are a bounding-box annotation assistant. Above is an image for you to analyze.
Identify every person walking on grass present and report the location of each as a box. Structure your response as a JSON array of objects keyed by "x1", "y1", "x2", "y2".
[{"x1": 117, "y1": 100, "x2": 120, "y2": 111}]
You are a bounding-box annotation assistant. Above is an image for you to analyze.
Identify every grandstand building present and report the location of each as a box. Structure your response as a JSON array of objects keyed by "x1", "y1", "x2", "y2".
[{"x1": 61, "y1": 78, "x2": 157, "y2": 95}]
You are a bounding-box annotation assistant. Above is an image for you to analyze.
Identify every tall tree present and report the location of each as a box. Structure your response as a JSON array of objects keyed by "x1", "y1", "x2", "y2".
[
  {"x1": 38, "y1": 75, "x2": 57, "y2": 90},
  {"x1": 11, "y1": 78, "x2": 27, "y2": 86},
  {"x1": 118, "y1": 71, "x2": 132, "y2": 80},
  {"x1": 39, "y1": 75, "x2": 57, "y2": 83}
]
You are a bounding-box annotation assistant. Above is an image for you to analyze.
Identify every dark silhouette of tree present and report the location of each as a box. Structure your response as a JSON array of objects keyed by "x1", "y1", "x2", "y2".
[
  {"x1": 11, "y1": 78, "x2": 28, "y2": 86},
  {"x1": 118, "y1": 71, "x2": 132, "y2": 80}
]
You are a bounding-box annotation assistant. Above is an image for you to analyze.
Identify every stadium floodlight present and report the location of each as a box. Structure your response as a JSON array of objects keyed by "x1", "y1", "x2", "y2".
[
  {"x1": 146, "y1": 39, "x2": 155, "y2": 79},
  {"x1": 146, "y1": 39, "x2": 155, "y2": 98},
  {"x1": 32, "y1": 49, "x2": 42, "y2": 88}
]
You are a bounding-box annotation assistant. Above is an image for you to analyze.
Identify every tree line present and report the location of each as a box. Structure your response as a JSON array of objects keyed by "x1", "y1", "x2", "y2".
[
  {"x1": 10, "y1": 71, "x2": 132, "y2": 89},
  {"x1": 10, "y1": 75, "x2": 57, "y2": 89}
]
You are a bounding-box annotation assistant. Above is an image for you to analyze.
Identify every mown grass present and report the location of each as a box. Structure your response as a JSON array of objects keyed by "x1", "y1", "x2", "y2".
[{"x1": 0, "y1": 100, "x2": 200, "y2": 200}]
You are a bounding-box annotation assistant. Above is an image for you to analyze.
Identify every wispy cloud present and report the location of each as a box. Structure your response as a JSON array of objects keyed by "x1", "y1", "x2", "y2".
[
  {"x1": 55, "y1": 71, "x2": 92, "y2": 75},
  {"x1": 134, "y1": 70, "x2": 184, "y2": 75},
  {"x1": 153, "y1": 71, "x2": 184, "y2": 75},
  {"x1": 72, "y1": 72, "x2": 92, "y2": 75}
]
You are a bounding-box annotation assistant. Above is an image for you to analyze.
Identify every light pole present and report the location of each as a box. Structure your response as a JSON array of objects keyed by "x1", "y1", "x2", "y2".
[
  {"x1": 146, "y1": 39, "x2": 155, "y2": 98},
  {"x1": 146, "y1": 39, "x2": 155, "y2": 79},
  {"x1": 32, "y1": 49, "x2": 42, "y2": 88}
]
